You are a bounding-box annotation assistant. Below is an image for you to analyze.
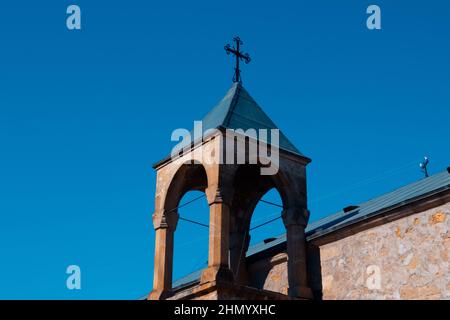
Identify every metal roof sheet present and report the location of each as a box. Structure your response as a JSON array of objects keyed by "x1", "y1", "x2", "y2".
[
  {"x1": 306, "y1": 170, "x2": 450, "y2": 238},
  {"x1": 183, "y1": 82, "x2": 302, "y2": 156},
  {"x1": 204, "y1": 82, "x2": 302, "y2": 156},
  {"x1": 172, "y1": 269, "x2": 203, "y2": 289},
  {"x1": 171, "y1": 169, "x2": 450, "y2": 291},
  {"x1": 154, "y1": 83, "x2": 307, "y2": 168}
]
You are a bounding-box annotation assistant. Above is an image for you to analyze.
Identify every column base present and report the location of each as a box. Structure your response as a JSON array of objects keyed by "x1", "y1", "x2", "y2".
[
  {"x1": 148, "y1": 289, "x2": 173, "y2": 300},
  {"x1": 288, "y1": 285, "x2": 313, "y2": 299},
  {"x1": 200, "y1": 265, "x2": 234, "y2": 284}
]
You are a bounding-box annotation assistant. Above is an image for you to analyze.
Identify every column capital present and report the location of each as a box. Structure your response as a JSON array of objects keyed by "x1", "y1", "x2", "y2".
[
  {"x1": 282, "y1": 207, "x2": 310, "y2": 228},
  {"x1": 152, "y1": 210, "x2": 179, "y2": 231},
  {"x1": 206, "y1": 185, "x2": 233, "y2": 206}
]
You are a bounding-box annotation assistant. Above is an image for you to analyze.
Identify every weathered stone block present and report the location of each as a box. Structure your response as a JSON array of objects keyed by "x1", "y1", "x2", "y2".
[{"x1": 319, "y1": 202, "x2": 449, "y2": 300}]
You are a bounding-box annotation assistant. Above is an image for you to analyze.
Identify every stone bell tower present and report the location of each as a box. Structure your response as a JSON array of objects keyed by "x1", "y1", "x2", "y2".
[{"x1": 148, "y1": 81, "x2": 314, "y2": 300}]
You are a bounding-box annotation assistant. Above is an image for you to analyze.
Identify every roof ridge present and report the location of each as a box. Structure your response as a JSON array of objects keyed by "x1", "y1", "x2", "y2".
[
  {"x1": 222, "y1": 83, "x2": 242, "y2": 128},
  {"x1": 308, "y1": 169, "x2": 450, "y2": 229}
]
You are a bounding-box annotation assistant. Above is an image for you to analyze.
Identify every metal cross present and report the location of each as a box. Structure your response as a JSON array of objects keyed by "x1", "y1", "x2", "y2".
[{"x1": 224, "y1": 36, "x2": 251, "y2": 83}]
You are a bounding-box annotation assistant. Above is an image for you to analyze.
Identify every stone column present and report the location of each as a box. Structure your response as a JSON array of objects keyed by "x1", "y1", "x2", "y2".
[
  {"x1": 282, "y1": 207, "x2": 313, "y2": 299},
  {"x1": 229, "y1": 229, "x2": 250, "y2": 284},
  {"x1": 201, "y1": 190, "x2": 234, "y2": 283},
  {"x1": 148, "y1": 211, "x2": 178, "y2": 300}
]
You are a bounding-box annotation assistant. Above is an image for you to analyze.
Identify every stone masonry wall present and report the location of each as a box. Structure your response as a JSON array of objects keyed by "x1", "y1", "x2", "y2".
[
  {"x1": 169, "y1": 202, "x2": 448, "y2": 300},
  {"x1": 319, "y1": 203, "x2": 449, "y2": 300},
  {"x1": 247, "y1": 252, "x2": 289, "y2": 295}
]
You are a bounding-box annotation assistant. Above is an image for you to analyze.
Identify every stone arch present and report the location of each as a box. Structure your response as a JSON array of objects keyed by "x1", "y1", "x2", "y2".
[
  {"x1": 149, "y1": 160, "x2": 210, "y2": 300},
  {"x1": 229, "y1": 164, "x2": 291, "y2": 221},
  {"x1": 150, "y1": 142, "x2": 313, "y2": 299},
  {"x1": 163, "y1": 161, "x2": 209, "y2": 213},
  {"x1": 228, "y1": 164, "x2": 291, "y2": 283}
]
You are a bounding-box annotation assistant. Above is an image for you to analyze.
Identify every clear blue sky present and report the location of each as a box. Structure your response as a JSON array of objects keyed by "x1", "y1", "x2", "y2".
[{"x1": 0, "y1": 1, "x2": 448, "y2": 299}]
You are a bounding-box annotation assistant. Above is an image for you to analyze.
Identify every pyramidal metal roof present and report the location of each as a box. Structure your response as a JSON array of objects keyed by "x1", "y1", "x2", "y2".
[
  {"x1": 200, "y1": 82, "x2": 303, "y2": 156},
  {"x1": 153, "y1": 82, "x2": 307, "y2": 168}
]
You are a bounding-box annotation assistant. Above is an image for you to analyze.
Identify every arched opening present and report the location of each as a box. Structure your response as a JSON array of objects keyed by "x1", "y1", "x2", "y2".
[
  {"x1": 162, "y1": 163, "x2": 210, "y2": 291},
  {"x1": 172, "y1": 190, "x2": 209, "y2": 286},
  {"x1": 249, "y1": 188, "x2": 284, "y2": 246},
  {"x1": 229, "y1": 164, "x2": 288, "y2": 286}
]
